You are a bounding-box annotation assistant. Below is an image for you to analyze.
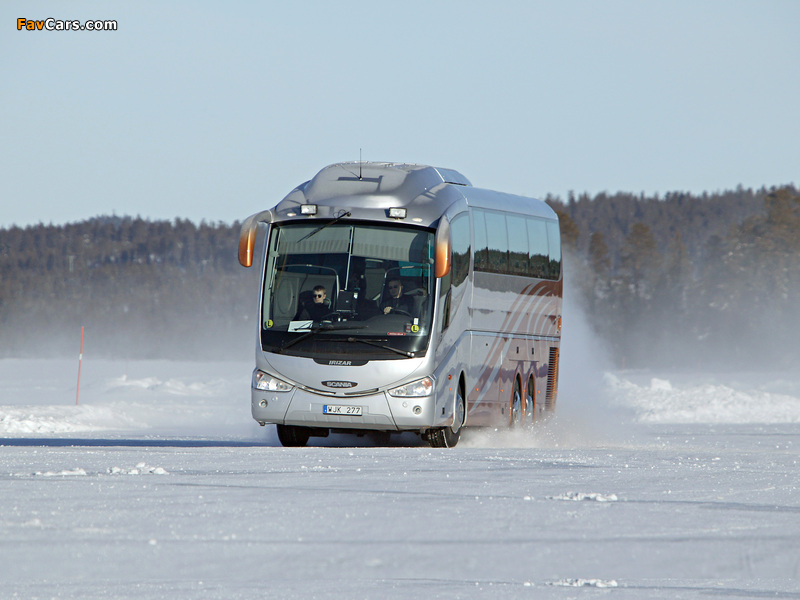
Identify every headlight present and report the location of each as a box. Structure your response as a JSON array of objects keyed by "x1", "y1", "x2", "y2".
[
  {"x1": 252, "y1": 370, "x2": 293, "y2": 392},
  {"x1": 388, "y1": 377, "x2": 433, "y2": 398}
]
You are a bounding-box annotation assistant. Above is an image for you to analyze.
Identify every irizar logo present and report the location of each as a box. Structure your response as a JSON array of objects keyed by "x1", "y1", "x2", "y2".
[
  {"x1": 328, "y1": 360, "x2": 352, "y2": 366},
  {"x1": 322, "y1": 380, "x2": 357, "y2": 388}
]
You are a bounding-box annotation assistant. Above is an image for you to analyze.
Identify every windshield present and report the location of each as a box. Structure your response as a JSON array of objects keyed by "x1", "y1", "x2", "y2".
[{"x1": 260, "y1": 221, "x2": 436, "y2": 360}]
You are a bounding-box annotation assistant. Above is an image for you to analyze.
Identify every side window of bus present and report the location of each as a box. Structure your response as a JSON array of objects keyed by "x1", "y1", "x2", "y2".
[
  {"x1": 507, "y1": 214, "x2": 528, "y2": 276},
  {"x1": 451, "y1": 213, "x2": 470, "y2": 287},
  {"x1": 473, "y1": 209, "x2": 489, "y2": 272},
  {"x1": 546, "y1": 220, "x2": 562, "y2": 280},
  {"x1": 527, "y1": 218, "x2": 549, "y2": 279},
  {"x1": 473, "y1": 210, "x2": 559, "y2": 280},
  {"x1": 484, "y1": 210, "x2": 508, "y2": 274}
]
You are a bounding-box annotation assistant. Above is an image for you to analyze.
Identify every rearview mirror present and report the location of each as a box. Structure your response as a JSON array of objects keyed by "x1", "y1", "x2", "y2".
[{"x1": 434, "y1": 217, "x2": 451, "y2": 279}]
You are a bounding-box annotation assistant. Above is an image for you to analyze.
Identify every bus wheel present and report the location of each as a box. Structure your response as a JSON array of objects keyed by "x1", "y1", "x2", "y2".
[
  {"x1": 525, "y1": 375, "x2": 535, "y2": 425},
  {"x1": 429, "y1": 387, "x2": 465, "y2": 448},
  {"x1": 510, "y1": 378, "x2": 523, "y2": 427},
  {"x1": 277, "y1": 425, "x2": 310, "y2": 447}
]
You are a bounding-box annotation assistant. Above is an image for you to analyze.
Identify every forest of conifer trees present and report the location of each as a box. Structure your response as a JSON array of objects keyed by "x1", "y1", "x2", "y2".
[
  {"x1": 550, "y1": 185, "x2": 800, "y2": 368},
  {"x1": 1, "y1": 185, "x2": 797, "y2": 367},
  {"x1": 0, "y1": 217, "x2": 259, "y2": 359}
]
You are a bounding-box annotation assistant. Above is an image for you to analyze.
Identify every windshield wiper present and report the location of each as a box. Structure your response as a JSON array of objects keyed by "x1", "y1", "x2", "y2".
[
  {"x1": 345, "y1": 337, "x2": 416, "y2": 358},
  {"x1": 276, "y1": 322, "x2": 366, "y2": 353},
  {"x1": 297, "y1": 210, "x2": 351, "y2": 243}
]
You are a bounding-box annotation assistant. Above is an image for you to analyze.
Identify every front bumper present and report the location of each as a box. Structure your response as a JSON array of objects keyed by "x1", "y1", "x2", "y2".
[{"x1": 251, "y1": 385, "x2": 436, "y2": 432}]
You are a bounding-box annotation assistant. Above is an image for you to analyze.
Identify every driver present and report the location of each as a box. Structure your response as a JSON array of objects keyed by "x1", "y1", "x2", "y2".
[
  {"x1": 297, "y1": 285, "x2": 330, "y2": 321},
  {"x1": 380, "y1": 277, "x2": 414, "y2": 315}
]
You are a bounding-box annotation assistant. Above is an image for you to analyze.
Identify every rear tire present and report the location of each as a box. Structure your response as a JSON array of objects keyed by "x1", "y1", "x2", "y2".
[
  {"x1": 429, "y1": 386, "x2": 465, "y2": 448},
  {"x1": 510, "y1": 378, "x2": 523, "y2": 427},
  {"x1": 525, "y1": 375, "x2": 536, "y2": 424},
  {"x1": 276, "y1": 425, "x2": 310, "y2": 447}
]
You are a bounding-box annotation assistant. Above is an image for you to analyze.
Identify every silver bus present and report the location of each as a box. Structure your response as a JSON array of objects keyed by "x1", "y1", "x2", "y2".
[{"x1": 238, "y1": 162, "x2": 562, "y2": 447}]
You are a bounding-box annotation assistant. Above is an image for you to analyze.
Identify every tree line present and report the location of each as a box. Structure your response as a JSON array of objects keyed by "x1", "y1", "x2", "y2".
[
  {"x1": 0, "y1": 216, "x2": 259, "y2": 359},
  {"x1": 549, "y1": 185, "x2": 800, "y2": 368},
  {"x1": 1, "y1": 184, "x2": 797, "y2": 367}
]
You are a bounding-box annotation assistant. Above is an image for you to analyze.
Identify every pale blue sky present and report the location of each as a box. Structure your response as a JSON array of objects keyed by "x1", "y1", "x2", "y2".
[{"x1": 2, "y1": 1, "x2": 798, "y2": 228}]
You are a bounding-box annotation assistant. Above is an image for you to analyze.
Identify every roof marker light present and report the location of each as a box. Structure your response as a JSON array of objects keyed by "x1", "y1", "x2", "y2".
[
  {"x1": 388, "y1": 207, "x2": 407, "y2": 219},
  {"x1": 300, "y1": 204, "x2": 318, "y2": 215}
]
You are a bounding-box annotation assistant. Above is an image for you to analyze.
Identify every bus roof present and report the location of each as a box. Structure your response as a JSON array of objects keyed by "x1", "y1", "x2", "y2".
[{"x1": 270, "y1": 162, "x2": 557, "y2": 227}]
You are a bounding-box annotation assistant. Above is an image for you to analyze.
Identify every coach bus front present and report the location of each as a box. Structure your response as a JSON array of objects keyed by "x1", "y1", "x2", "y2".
[{"x1": 244, "y1": 217, "x2": 452, "y2": 444}]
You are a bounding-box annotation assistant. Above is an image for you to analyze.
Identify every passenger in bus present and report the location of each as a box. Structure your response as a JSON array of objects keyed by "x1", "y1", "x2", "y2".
[
  {"x1": 381, "y1": 277, "x2": 415, "y2": 315},
  {"x1": 345, "y1": 257, "x2": 380, "y2": 319},
  {"x1": 347, "y1": 256, "x2": 367, "y2": 292},
  {"x1": 295, "y1": 285, "x2": 331, "y2": 321}
]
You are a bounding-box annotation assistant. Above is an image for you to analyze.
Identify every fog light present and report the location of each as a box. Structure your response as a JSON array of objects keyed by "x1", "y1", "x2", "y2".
[
  {"x1": 300, "y1": 204, "x2": 318, "y2": 215},
  {"x1": 413, "y1": 405, "x2": 422, "y2": 415},
  {"x1": 259, "y1": 399, "x2": 268, "y2": 408}
]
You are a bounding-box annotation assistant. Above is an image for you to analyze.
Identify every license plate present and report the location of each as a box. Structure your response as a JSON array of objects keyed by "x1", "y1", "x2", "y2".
[{"x1": 323, "y1": 404, "x2": 363, "y2": 416}]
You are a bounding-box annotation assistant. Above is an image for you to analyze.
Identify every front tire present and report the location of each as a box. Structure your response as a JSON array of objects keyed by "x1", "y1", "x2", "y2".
[
  {"x1": 429, "y1": 386, "x2": 465, "y2": 448},
  {"x1": 277, "y1": 425, "x2": 310, "y2": 447}
]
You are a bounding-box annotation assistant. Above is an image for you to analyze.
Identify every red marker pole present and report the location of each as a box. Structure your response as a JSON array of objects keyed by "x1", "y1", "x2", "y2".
[{"x1": 76, "y1": 326, "x2": 84, "y2": 405}]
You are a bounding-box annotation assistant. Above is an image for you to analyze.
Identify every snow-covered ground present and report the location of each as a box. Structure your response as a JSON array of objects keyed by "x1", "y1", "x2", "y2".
[{"x1": 2, "y1": 357, "x2": 799, "y2": 598}]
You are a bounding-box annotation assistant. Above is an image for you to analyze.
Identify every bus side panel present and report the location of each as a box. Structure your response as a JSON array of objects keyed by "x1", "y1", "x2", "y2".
[
  {"x1": 431, "y1": 330, "x2": 469, "y2": 429},
  {"x1": 472, "y1": 274, "x2": 562, "y2": 338},
  {"x1": 465, "y1": 332, "x2": 561, "y2": 426},
  {"x1": 431, "y1": 250, "x2": 474, "y2": 428},
  {"x1": 467, "y1": 273, "x2": 561, "y2": 425},
  {"x1": 498, "y1": 336, "x2": 517, "y2": 425},
  {"x1": 466, "y1": 332, "x2": 508, "y2": 426}
]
